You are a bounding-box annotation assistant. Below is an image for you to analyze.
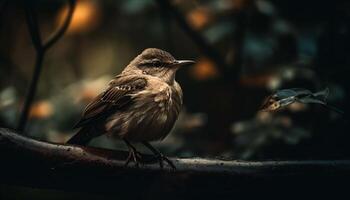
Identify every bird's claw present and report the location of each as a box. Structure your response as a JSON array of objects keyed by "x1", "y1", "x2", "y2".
[
  {"x1": 155, "y1": 153, "x2": 176, "y2": 170},
  {"x1": 124, "y1": 148, "x2": 143, "y2": 167}
]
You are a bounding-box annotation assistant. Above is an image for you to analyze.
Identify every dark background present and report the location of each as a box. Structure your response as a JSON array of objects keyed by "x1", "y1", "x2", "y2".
[
  {"x1": 0, "y1": 1, "x2": 349, "y2": 197},
  {"x1": 1, "y1": 0, "x2": 349, "y2": 160}
]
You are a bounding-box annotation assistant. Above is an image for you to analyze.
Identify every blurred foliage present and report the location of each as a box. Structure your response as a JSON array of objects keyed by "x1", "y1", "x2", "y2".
[{"x1": 0, "y1": 0, "x2": 349, "y2": 160}]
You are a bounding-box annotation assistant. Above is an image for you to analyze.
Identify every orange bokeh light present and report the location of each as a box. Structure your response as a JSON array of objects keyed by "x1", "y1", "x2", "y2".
[
  {"x1": 57, "y1": 0, "x2": 100, "y2": 34},
  {"x1": 189, "y1": 57, "x2": 219, "y2": 80},
  {"x1": 187, "y1": 7, "x2": 212, "y2": 30},
  {"x1": 29, "y1": 100, "x2": 54, "y2": 119}
]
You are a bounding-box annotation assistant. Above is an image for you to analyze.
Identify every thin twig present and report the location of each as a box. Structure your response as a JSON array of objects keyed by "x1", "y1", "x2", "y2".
[
  {"x1": 17, "y1": 0, "x2": 76, "y2": 132},
  {"x1": 43, "y1": 0, "x2": 75, "y2": 51},
  {"x1": 24, "y1": 3, "x2": 42, "y2": 52}
]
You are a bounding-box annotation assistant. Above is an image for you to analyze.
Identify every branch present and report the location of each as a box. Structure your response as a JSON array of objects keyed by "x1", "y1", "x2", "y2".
[
  {"x1": 24, "y1": 3, "x2": 42, "y2": 51},
  {"x1": 17, "y1": 0, "x2": 76, "y2": 132},
  {"x1": 0, "y1": 128, "x2": 349, "y2": 195},
  {"x1": 43, "y1": 0, "x2": 76, "y2": 51},
  {"x1": 155, "y1": 0, "x2": 231, "y2": 76}
]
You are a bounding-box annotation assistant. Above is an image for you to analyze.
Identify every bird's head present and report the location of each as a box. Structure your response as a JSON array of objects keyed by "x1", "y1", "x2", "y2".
[{"x1": 124, "y1": 48, "x2": 195, "y2": 83}]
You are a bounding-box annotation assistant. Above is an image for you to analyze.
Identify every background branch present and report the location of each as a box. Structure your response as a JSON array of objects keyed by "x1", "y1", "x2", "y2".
[
  {"x1": 0, "y1": 128, "x2": 349, "y2": 197},
  {"x1": 24, "y1": 4, "x2": 42, "y2": 51},
  {"x1": 155, "y1": 0, "x2": 231, "y2": 78},
  {"x1": 17, "y1": 0, "x2": 76, "y2": 133},
  {"x1": 43, "y1": 0, "x2": 75, "y2": 51}
]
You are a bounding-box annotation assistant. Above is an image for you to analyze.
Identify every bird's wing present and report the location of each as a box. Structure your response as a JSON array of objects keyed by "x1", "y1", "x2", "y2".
[{"x1": 74, "y1": 75, "x2": 147, "y2": 128}]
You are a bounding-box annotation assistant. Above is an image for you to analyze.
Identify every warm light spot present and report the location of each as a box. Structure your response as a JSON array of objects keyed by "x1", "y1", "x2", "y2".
[
  {"x1": 56, "y1": 0, "x2": 100, "y2": 34},
  {"x1": 189, "y1": 57, "x2": 219, "y2": 80},
  {"x1": 216, "y1": 0, "x2": 249, "y2": 11},
  {"x1": 187, "y1": 7, "x2": 212, "y2": 30},
  {"x1": 29, "y1": 101, "x2": 54, "y2": 119},
  {"x1": 75, "y1": 76, "x2": 111, "y2": 102},
  {"x1": 80, "y1": 88, "x2": 98, "y2": 102},
  {"x1": 256, "y1": 111, "x2": 272, "y2": 123},
  {"x1": 47, "y1": 130, "x2": 72, "y2": 143},
  {"x1": 231, "y1": 0, "x2": 248, "y2": 11},
  {"x1": 288, "y1": 102, "x2": 307, "y2": 112}
]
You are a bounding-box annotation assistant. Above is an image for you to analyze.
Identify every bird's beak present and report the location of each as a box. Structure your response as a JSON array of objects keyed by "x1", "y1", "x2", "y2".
[{"x1": 172, "y1": 60, "x2": 195, "y2": 68}]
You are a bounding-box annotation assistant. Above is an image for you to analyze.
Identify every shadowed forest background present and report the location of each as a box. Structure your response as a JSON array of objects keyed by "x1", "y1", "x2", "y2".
[{"x1": 0, "y1": 0, "x2": 349, "y2": 162}]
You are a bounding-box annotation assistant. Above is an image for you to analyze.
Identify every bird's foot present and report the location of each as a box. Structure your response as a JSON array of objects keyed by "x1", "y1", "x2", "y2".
[
  {"x1": 124, "y1": 147, "x2": 143, "y2": 168},
  {"x1": 154, "y1": 153, "x2": 176, "y2": 170}
]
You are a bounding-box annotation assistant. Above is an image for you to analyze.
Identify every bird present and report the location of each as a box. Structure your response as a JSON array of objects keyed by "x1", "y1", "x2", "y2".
[{"x1": 66, "y1": 48, "x2": 195, "y2": 169}]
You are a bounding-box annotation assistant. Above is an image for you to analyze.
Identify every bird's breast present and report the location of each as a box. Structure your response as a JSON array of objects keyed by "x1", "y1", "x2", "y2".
[
  {"x1": 105, "y1": 81, "x2": 183, "y2": 142},
  {"x1": 134, "y1": 83, "x2": 182, "y2": 123}
]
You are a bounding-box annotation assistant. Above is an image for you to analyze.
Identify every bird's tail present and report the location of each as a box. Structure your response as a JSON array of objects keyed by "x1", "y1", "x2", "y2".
[{"x1": 66, "y1": 127, "x2": 95, "y2": 145}]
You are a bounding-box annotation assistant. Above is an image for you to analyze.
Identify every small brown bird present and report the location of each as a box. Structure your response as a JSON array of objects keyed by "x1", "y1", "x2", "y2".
[{"x1": 67, "y1": 48, "x2": 194, "y2": 169}]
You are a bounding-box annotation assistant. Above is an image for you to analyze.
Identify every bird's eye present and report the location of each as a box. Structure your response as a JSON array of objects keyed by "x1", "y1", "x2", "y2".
[
  {"x1": 151, "y1": 59, "x2": 162, "y2": 67},
  {"x1": 272, "y1": 102, "x2": 280, "y2": 109}
]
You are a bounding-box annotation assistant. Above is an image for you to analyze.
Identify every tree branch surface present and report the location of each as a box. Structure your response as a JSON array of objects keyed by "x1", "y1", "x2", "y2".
[{"x1": 0, "y1": 128, "x2": 349, "y2": 197}]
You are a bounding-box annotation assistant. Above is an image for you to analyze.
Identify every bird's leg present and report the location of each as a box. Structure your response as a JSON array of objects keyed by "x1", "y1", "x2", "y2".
[
  {"x1": 124, "y1": 139, "x2": 142, "y2": 167},
  {"x1": 142, "y1": 141, "x2": 176, "y2": 170}
]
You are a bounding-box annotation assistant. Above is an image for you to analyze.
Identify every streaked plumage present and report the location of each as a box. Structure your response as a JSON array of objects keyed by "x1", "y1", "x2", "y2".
[{"x1": 67, "y1": 48, "x2": 194, "y2": 169}]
